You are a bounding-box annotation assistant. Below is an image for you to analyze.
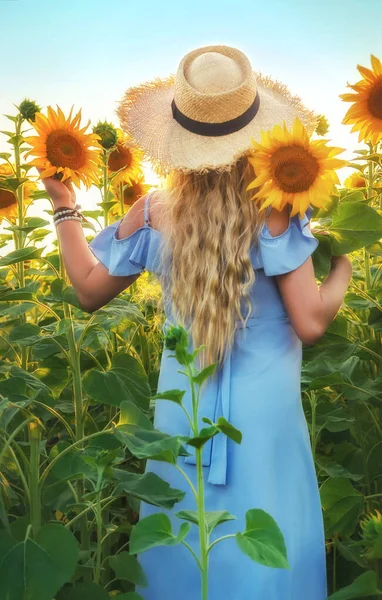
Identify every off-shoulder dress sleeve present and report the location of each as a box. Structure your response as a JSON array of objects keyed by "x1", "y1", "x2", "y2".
[
  {"x1": 88, "y1": 219, "x2": 161, "y2": 276},
  {"x1": 258, "y1": 205, "x2": 319, "y2": 276}
]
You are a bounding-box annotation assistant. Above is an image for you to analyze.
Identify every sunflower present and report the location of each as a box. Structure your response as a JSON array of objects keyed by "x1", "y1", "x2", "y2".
[
  {"x1": 339, "y1": 54, "x2": 382, "y2": 145},
  {"x1": 24, "y1": 105, "x2": 102, "y2": 188},
  {"x1": 247, "y1": 117, "x2": 347, "y2": 218},
  {"x1": 122, "y1": 175, "x2": 151, "y2": 207},
  {"x1": 0, "y1": 163, "x2": 37, "y2": 222},
  {"x1": 108, "y1": 137, "x2": 144, "y2": 186},
  {"x1": 344, "y1": 172, "x2": 367, "y2": 189}
]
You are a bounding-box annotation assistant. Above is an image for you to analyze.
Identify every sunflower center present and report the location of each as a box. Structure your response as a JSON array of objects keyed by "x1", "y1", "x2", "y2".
[
  {"x1": 367, "y1": 81, "x2": 382, "y2": 119},
  {"x1": 123, "y1": 184, "x2": 140, "y2": 206},
  {"x1": 108, "y1": 145, "x2": 133, "y2": 172},
  {"x1": 271, "y1": 145, "x2": 319, "y2": 193},
  {"x1": 46, "y1": 129, "x2": 86, "y2": 169},
  {"x1": 0, "y1": 189, "x2": 17, "y2": 209}
]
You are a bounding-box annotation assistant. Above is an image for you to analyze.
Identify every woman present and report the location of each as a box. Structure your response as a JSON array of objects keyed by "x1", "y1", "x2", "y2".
[{"x1": 41, "y1": 46, "x2": 352, "y2": 599}]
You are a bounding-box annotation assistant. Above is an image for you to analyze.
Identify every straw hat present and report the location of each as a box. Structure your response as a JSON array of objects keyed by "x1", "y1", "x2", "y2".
[{"x1": 116, "y1": 44, "x2": 318, "y2": 176}]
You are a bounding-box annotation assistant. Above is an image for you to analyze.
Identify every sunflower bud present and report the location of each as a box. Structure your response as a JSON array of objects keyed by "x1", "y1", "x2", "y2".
[
  {"x1": 18, "y1": 99, "x2": 41, "y2": 122},
  {"x1": 315, "y1": 114, "x2": 329, "y2": 136},
  {"x1": 164, "y1": 324, "x2": 193, "y2": 365},
  {"x1": 165, "y1": 325, "x2": 188, "y2": 351},
  {"x1": 93, "y1": 121, "x2": 118, "y2": 150},
  {"x1": 360, "y1": 509, "x2": 382, "y2": 543}
]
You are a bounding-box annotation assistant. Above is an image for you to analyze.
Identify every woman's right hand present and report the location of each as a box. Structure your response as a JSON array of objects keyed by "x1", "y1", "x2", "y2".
[{"x1": 37, "y1": 168, "x2": 76, "y2": 209}]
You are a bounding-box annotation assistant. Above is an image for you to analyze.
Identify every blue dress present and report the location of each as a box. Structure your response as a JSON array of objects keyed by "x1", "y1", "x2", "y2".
[{"x1": 89, "y1": 192, "x2": 328, "y2": 600}]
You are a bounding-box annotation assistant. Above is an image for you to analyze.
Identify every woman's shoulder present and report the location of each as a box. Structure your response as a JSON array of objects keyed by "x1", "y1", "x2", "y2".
[
  {"x1": 115, "y1": 194, "x2": 149, "y2": 240},
  {"x1": 116, "y1": 190, "x2": 164, "y2": 240}
]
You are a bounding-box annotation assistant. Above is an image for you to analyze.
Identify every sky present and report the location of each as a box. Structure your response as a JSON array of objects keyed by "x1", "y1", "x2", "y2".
[{"x1": 1, "y1": 0, "x2": 382, "y2": 219}]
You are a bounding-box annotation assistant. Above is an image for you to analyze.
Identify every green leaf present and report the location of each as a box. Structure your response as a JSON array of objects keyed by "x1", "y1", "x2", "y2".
[
  {"x1": 326, "y1": 570, "x2": 382, "y2": 599},
  {"x1": 110, "y1": 351, "x2": 151, "y2": 410},
  {"x1": 303, "y1": 332, "x2": 359, "y2": 365},
  {"x1": 34, "y1": 337, "x2": 63, "y2": 359},
  {"x1": 9, "y1": 217, "x2": 50, "y2": 233},
  {"x1": 319, "y1": 477, "x2": 364, "y2": 537},
  {"x1": 335, "y1": 537, "x2": 369, "y2": 569},
  {"x1": 119, "y1": 400, "x2": 153, "y2": 429},
  {"x1": 9, "y1": 323, "x2": 41, "y2": 346},
  {"x1": 109, "y1": 551, "x2": 148, "y2": 586},
  {"x1": 152, "y1": 388, "x2": 186, "y2": 405},
  {"x1": 330, "y1": 202, "x2": 382, "y2": 254},
  {"x1": 0, "y1": 177, "x2": 29, "y2": 192},
  {"x1": 236, "y1": 508, "x2": 289, "y2": 569},
  {"x1": 0, "y1": 377, "x2": 27, "y2": 397},
  {"x1": 341, "y1": 190, "x2": 366, "y2": 203},
  {"x1": 0, "y1": 152, "x2": 12, "y2": 161},
  {"x1": 0, "y1": 301, "x2": 34, "y2": 317},
  {"x1": 60, "y1": 582, "x2": 109, "y2": 600},
  {"x1": 176, "y1": 509, "x2": 237, "y2": 534},
  {"x1": 31, "y1": 190, "x2": 51, "y2": 201},
  {"x1": 112, "y1": 469, "x2": 185, "y2": 508},
  {"x1": 0, "y1": 246, "x2": 43, "y2": 266},
  {"x1": 312, "y1": 234, "x2": 332, "y2": 278},
  {"x1": 186, "y1": 425, "x2": 219, "y2": 449},
  {"x1": 113, "y1": 424, "x2": 189, "y2": 464},
  {"x1": 83, "y1": 369, "x2": 133, "y2": 407},
  {"x1": 192, "y1": 362, "x2": 218, "y2": 386},
  {"x1": 216, "y1": 417, "x2": 242, "y2": 444},
  {"x1": 33, "y1": 356, "x2": 69, "y2": 394},
  {"x1": 315, "y1": 460, "x2": 363, "y2": 482},
  {"x1": 0, "y1": 281, "x2": 40, "y2": 301},
  {"x1": 187, "y1": 417, "x2": 242, "y2": 448},
  {"x1": 117, "y1": 594, "x2": 145, "y2": 600},
  {"x1": 129, "y1": 513, "x2": 190, "y2": 554},
  {"x1": 49, "y1": 278, "x2": 83, "y2": 310},
  {"x1": 0, "y1": 524, "x2": 79, "y2": 600}
]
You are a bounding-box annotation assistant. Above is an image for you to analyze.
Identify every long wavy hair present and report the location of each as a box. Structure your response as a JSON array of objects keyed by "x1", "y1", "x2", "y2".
[{"x1": 154, "y1": 155, "x2": 266, "y2": 374}]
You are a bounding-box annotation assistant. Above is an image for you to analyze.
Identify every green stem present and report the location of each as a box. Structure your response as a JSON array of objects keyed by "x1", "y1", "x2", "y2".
[
  {"x1": 332, "y1": 535, "x2": 337, "y2": 592},
  {"x1": 188, "y1": 363, "x2": 209, "y2": 600},
  {"x1": 94, "y1": 489, "x2": 103, "y2": 584},
  {"x1": 309, "y1": 391, "x2": 317, "y2": 464},
  {"x1": 103, "y1": 150, "x2": 109, "y2": 227},
  {"x1": 119, "y1": 181, "x2": 124, "y2": 215},
  {"x1": 196, "y1": 448, "x2": 209, "y2": 600},
  {"x1": 207, "y1": 533, "x2": 236, "y2": 555},
  {"x1": 28, "y1": 421, "x2": 41, "y2": 538},
  {"x1": 0, "y1": 418, "x2": 35, "y2": 467},
  {"x1": 181, "y1": 540, "x2": 203, "y2": 569},
  {"x1": 364, "y1": 143, "x2": 374, "y2": 291},
  {"x1": 14, "y1": 115, "x2": 28, "y2": 370},
  {"x1": 175, "y1": 464, "x2": 198, "y2": 502}
]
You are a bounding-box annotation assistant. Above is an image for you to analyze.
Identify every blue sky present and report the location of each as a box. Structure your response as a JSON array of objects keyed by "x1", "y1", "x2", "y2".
[{"x1": 1, "y1": 0, "x2": 382, "y2": 202}]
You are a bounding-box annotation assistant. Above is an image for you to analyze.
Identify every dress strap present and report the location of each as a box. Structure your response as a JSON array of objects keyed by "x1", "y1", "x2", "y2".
[{"x1": 144, "y1": 192, "x2": 152, "y2": 226}]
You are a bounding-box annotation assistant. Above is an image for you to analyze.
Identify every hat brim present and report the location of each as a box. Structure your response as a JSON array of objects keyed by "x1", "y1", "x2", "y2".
[{"x1": 116, "y1": 71, "x2": 318, "y2": 176}]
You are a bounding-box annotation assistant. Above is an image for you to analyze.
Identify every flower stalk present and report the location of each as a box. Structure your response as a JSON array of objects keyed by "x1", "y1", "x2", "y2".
[{"x1": 28, "y1": 420, "x2": 41, "y2": 538}]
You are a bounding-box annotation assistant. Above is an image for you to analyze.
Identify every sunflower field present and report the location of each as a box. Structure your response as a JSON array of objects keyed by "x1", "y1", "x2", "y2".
[{"x1": 0, "y1": 55, "x2": 382, "y2": 600}]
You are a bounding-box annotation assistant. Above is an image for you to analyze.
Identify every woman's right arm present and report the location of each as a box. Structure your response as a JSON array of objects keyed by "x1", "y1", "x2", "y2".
[
  {"x1": 277, "y1": 253, "x2": 352, "y2": 346},
  {"x1": 268, "y1": 205, "x2": 353, "y2": 346}
]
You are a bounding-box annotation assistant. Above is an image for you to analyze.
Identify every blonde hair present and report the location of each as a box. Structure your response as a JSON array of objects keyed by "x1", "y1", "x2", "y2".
[{"x1": 154, "y1": 155, "x2": 266, "y2": 375}]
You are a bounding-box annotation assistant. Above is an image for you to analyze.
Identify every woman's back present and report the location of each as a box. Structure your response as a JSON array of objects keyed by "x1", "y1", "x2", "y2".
[{"x1": 87, "y1": 190, "x2": 329, "y2": 599}]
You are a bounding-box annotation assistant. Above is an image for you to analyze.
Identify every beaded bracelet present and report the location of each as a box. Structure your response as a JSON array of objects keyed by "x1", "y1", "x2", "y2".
[
  {"x1": 53, "y1": 203, "x2": 90, "y2": 225},
  {"x1": 54, "y1": 215, "x2": 83, "y2": 226}
]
